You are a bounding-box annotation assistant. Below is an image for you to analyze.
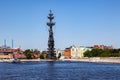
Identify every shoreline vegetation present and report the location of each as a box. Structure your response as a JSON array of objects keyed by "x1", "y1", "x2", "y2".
[{"x1": 84, "y1": 49, "x2": 120, "y2": 57}]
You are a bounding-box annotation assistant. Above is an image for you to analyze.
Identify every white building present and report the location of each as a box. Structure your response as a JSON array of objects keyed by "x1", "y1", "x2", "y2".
[
  {"x1": 79, "y1": 46, "x2": 92, "y2": 58},
  {"x1": 70, "y1": 45, "x2": 80, "y2": 59},
  {"x1": 56, "y1": 49, "x2": 64, "y2": 59},
  {"x1": 69, "y1": 45, "x2": 92, "y2": 59}
]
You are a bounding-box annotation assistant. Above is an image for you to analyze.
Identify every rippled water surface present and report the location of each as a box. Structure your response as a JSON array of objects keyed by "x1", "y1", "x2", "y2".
[{"x1": 0, "y1": 61, "x2": 120, "y2": 80}]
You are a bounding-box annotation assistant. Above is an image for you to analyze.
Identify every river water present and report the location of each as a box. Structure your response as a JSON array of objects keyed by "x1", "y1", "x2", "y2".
[{"x1": 0, "y1": 61, "x2": 120, "y2": 80}]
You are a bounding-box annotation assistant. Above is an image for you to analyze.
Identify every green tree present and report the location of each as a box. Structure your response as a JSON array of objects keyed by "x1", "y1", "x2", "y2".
[
  {"x1": 100, "y1": 51, "x2": 109, "y2": 57},
  {"x1": 58, "y1": 53, "x2": 61, "y2": 59},
  {"x1": 40, "y1": 54, "x2": 44, "y2": 59},
  {"x1": 46, "y1": 54, "x2": 48, "y2": 59},
  {"x1": 84, "y1": 49, "x2": 120, "y2": 57},
  {"x1": 24, "y1": 49, "x2": 32, "y2": 59},
  {"x1": 33, "y1": 49, "x2": 40, "y2": 54},
  {"x1": 84, "y1": 50, "x2": 92, "y2": 57}
]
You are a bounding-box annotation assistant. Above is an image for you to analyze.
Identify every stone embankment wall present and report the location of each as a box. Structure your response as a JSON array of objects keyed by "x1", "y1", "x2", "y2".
[{"x1": 64, "y1": 57, "x2": 120, "y2": 63}]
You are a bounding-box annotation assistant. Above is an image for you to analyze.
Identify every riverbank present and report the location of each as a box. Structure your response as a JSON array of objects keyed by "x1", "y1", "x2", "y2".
[
  {"x1": 20, "y1": 59, "x2": 55, "y2": 62},
  {"x1": 1, "y1": 57, "x2": 120, "y2": 63},
  {"x1": 63, "y1": 57, "x2": 120, "y2": 63},
  {"x1": 20, "y1": 57, "x2": 120, "y2": 63}
]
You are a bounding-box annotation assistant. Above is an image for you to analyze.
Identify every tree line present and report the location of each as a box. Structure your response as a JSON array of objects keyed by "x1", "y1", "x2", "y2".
[
  {"x1": 24, "y1": 49, "x2": 61, "y2": 59},
  {"x1": 24, "y1": 49, "x2": 40, "y2": 59},
  {"x1": 84, "y1": 49, "x2": 120, "y2": 57}
]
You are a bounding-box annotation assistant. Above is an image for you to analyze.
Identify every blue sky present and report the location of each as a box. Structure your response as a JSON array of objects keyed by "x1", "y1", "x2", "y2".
[{"x1": 0, "y1": 0, "x2": 120, "y2": 50}]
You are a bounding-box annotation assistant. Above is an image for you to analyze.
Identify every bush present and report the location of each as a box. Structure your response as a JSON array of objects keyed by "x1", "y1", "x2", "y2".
[
  {"x1": 24, "y1": 49, "x2": 32, "y2": 59},
  {"x1": 40, "y1": 54, "x2": 44, "y2": 59}
]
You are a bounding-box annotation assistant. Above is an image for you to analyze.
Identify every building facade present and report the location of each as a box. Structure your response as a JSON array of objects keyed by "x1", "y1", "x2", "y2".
[
  {"x1": 56, "y1": 49, "x2": 64, "y2": 59},
  {"x1": 93, "y1": 45, "x2": 113, "y2": 49},
  {"x1": 0, "y1": 46, "x2": 23, "y2": 59},
  {"x1": 79, "y1": 46, "x2": 92, "y2": 58},
  {"x1": 64, "y1": 48, "x2": 71, "y2": 59},
  {"x1": 64, "y1": 45, "x2": 92, "y2": 59}
]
